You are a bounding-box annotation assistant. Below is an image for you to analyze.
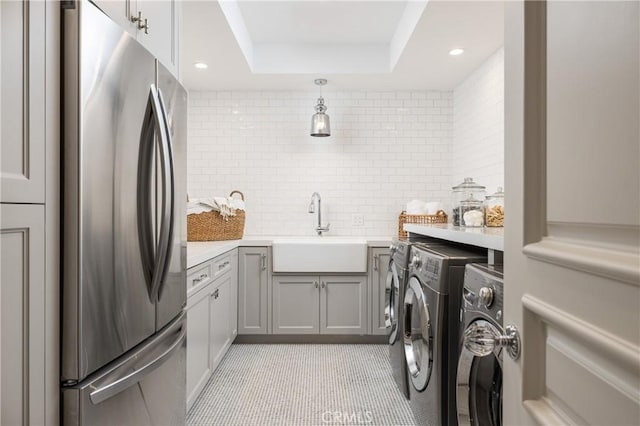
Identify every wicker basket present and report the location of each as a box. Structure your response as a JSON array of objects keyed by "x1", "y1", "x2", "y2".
[
  {"x1": 398, "y1": 210, "x2": 448, "y2": 238},
  {"x1": 187, "y1": 191, "x2": 246, "y2": 241}
]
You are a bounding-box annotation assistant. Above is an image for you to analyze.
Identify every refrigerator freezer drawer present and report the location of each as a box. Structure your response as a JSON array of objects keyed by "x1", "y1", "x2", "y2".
[{"x1": 63, "y1": 313, "x2": 186, "y2": 426}]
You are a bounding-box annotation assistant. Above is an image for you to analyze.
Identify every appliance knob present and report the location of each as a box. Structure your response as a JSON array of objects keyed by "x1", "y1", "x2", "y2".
[
  {"x1": 411, "y1": 254, "x2": 421, "y2": 269},
  {"x1": 478, "y1": 287, "x2": 494, "y2": 308},
  {"x1": 389, "y1": 244, "x2": 397, "y2": 253}
]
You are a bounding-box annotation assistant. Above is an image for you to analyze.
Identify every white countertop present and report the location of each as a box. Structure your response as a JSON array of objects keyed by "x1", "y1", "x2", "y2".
[
  {"x1": 403, "y1": 224, "x2": 504, "y2": 251},
  {"x1": 187, "y1": 236, "x2": 392, "y2": 269}
]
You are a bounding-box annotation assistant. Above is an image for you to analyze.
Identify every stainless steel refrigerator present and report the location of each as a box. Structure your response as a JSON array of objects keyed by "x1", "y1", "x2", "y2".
[{"x1": 61, "y1": 2, "x2": 187, "y2": 424}]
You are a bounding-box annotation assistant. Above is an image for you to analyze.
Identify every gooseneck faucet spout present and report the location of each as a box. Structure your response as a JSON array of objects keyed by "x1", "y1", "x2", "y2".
[{"x1": 309, "y1": 192, "x2": 330, "y2": 236}]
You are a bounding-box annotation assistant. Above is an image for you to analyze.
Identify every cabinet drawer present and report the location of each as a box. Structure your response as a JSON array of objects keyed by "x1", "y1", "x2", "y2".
[
  {"x1": 211, "y1": 253, "x2": 232, "y2": 279},
  {"x1": 187, "y1": 261, "x2": 213, "y2": 295}
]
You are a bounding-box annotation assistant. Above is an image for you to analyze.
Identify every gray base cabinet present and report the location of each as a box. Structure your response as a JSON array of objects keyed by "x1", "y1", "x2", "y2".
[
  {"x1": 320, "y1": 276, "x2": 368, "y2": 335},
  {"x1": 210, "y1": 273, "x2": 232, "y2": 368},
  {"x1": 238, "y1": 247, "x2": 270, "y2": 334},
  {"x1": 1, "y1": 204, "x2": 46, "y2": 425},
  {"x1": 185, "y1": 249, "x2": 238, "y2": 412},
  {"x1": 273, "y1": 276, "x2": 320, "y2": 334},
  {"x1": 370, "y1": 248, "x2": 391, "y2": 335},
  {"x1": 273, "y1": 275, "x2": 367, "y2": 335},
  {"x1": 230, "y1": 249, "x2": 238, "y2": 337}
]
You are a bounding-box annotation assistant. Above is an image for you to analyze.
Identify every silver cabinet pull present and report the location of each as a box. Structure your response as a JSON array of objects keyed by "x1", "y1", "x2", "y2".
[
  {"x1": 261, "y1": 254, "x2": 267, "y2": 270},
  {"x1": 321, "y1": 281, "x2": 326, "y2": 289},
  {"x1": 130, "y1": 11, "x2": 149, "y2": 34},
  {"x1": 213, "y1": 289, "x2": 219, "y2": 299},
  {"x1": 192, "y1": 273, "x2": 208, "y2": 285},
  {"x1": 314, "y1": 281, "x2": 319, "y2": 288},
  {"x1": 218, "y1": 261, "x2": 230, "y2": 270},
  {"x1": 374, "y1": 254, "x2": 379, "y2": 271}
]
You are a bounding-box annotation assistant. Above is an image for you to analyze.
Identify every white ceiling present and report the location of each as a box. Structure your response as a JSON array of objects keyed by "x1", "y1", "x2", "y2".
[
  {"x1": 237, "y1": 1, "x2": 408, "y2": 44},
  {"x1": 181, "y1": 0, "x2": 504, "y2": 91}
]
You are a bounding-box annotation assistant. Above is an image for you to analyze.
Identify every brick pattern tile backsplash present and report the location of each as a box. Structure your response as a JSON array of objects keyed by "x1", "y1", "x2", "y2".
[
  {"x1": 453, "y1": 47, "x2": 505, "y2": 194},
  {"x1": 188, "y1": 90, "x2": 454, "y2": 236},
  {"x1": 188, "y1": 49, "x2": 504, "y2": 237}
]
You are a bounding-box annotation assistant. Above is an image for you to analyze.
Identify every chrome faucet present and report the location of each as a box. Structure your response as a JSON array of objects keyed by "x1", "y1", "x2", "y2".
[{"x1": 308, "y1": 192, "x2": 330, "y2": 236}]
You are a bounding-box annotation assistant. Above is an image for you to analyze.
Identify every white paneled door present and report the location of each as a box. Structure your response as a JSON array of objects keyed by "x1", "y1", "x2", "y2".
[{"x1": 504, "y1": 1, "x2": 640, "y2": 425}]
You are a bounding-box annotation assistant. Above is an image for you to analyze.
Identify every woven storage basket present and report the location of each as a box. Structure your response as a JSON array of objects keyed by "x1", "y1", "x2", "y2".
[
  {"x1": 187, "y1": 191, "x2": 246, "y2": 241},
  {"x1": 398, "y1": 210, "x2": 448, "y2": 238}
]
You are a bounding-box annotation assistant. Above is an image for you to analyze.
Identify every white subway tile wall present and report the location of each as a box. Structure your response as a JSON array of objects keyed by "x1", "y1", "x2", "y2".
[
  {"x1": 187, "y1": 90, "x2": 454, "y2": 236},
  {"x1": 452, "y1": 47, "x2": 505, "y2": 194}
]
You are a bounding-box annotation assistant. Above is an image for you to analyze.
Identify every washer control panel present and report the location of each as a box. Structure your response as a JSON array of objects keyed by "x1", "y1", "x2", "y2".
[{"x1": 462, "y1": 264, "x2": 503, "y2": 324}]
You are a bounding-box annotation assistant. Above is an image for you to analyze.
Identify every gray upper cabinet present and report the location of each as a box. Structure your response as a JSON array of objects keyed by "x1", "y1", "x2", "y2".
[
  {"x1": 370, "y1": 248, "x2": 391, "y2": 335},
  {"x1": 273, "y1": 276, "x2": 320, "y2": 334},
  {"x1": 90, "y1": 0, "x2": 179, "y2": 77},
  {"x1": 238, "y1": 247, "x2": 270, "y2": 334},
  {"x1": 89, "y1": 0, "x2": 136, "y2": 35},
  {"x1": 320, "y1": 276, "x2": 368, "y2": 335},
  {"x1": 1, "y1": 0, "x2": 46, "y2": 203},
  {"x1": 1, "y1": 204, "x2": 46, "y2": 425}
]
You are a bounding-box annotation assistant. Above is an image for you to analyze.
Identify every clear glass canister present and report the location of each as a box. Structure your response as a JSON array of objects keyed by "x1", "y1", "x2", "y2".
[
  {"x1": 451, "y1": 177, "x2": 486, "y2": 226},
  {"x1": 484, "y1": 187, "x2": 505, "y2": 227},
  {"x1": 460, "y1": 195, "x2": 485, "y2": 227}
]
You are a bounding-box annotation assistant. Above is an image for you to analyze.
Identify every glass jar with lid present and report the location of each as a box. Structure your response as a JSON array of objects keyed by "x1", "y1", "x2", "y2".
[
  {"x1": 484, "y1": 187, "x2": 505, "y2": 227},
  {"x1": 451, "y1": 177, "x2": 486, "y2": 226},
  {"x1": 460, "y1": 195, "x2": 485, "y2": 227}
]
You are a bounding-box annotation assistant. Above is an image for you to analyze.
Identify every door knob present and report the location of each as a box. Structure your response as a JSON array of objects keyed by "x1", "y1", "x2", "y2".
[{"x1": 463, "y1": 323, "x2": 521, "y2": 360}]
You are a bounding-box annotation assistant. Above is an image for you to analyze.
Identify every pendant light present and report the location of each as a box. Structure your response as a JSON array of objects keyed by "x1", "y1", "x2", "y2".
[{"x1": 310, "y1": 79, "x2": 331, "y2": 137}]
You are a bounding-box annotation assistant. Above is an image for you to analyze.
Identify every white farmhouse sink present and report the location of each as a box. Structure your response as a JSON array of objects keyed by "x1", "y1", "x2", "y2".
[{"x1": 272, "y1": 238, "x2": 368, "y2": 273}]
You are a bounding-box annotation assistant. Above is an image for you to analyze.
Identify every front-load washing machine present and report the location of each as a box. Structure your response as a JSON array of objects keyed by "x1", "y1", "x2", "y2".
[
  {"x1": 387, "y1": 238, "x2": 446, "y2": 400},
  {"x1": 456, "y1": 264, "x2": 504, "y2": 426},
  {"x1": 403, "y1": 244, "x2": 486, "y2": 425},
  {"x1": 387, "y1": 238, "x2": 412, "y2": 399}
]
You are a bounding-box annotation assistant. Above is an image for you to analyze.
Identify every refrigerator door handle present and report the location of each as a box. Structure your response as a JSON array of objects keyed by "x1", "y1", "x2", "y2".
[
  {"x1": 137, "y1": 85, "x2": 165, "y2": 301},
  {"x1": 155, "y1": 88, "x2": 176, "y2": 301},
  {"x1": 138, "y1": 84, "x2": 173, "y2": 303},
  {"x1": 88, "y1": 326, "x2": 185, "y2": 405}
]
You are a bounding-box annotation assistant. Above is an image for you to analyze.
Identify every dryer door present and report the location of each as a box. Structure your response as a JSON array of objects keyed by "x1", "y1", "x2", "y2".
[
  {"x1": 403, "y1": 276, "x2": 433, "y2": 392},
  {"x1": 385, "y1": 262, "x2": 400, "y2": 344},
  {"x1": 457, "y1": 319, "x2": 503, "y2": 426}
]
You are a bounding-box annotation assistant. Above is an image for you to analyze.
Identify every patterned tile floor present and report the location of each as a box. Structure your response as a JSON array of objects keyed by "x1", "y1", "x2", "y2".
[{"x1": 187, "y1": 344, "x2": 416, "y2": 426}]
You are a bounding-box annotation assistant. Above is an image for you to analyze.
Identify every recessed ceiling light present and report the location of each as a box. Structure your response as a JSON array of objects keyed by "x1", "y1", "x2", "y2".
[
  {"x1": 194, "y1": 62, "x2": 208, "y2": 69},
  {"x1": 449, "y1": 48, "x2": 464, "y2": 56}
]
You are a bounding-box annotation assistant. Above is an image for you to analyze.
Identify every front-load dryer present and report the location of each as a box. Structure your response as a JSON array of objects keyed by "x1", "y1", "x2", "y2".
[
  {"x1": 456, "y1": 264, "x2": 504, "y2": 426},
  {"x1": 403, "y1": 244, "x2": 486, "y2": 425}
]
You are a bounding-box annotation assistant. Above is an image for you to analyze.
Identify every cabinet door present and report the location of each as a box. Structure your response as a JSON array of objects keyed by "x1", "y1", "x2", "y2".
[
  {"x1": 1, "y1": 0, "x2": 45, "y2": 203},
  {"x1": 210, "y1": 274, "x2": 231, "y2": 370},
  {"x1": 273, "y1": 276, "x2": 320, "y2": 334},
  {"x1": 371, "y1": 248, "x2": 391, "y2": 335},
  {"x1": 229, "y1": 249, "x2": 238, "y2": 338},
  {"x1": 137, "y1": 0, "x2": 179, "y2": 76},
  {"x1": 320, "y1": 276, "x2": 368, "y2": 335},
  {"x1": 1, "y1": 204, "x2": 45, "y2": 425},
  {"x1": 185, "y1": 284, "x2": 212, "y2": 412},
  {"x1": 238, "y1": 247, "x2": 270, "y2": 334},
  {"x1": 89, "y1": 0, "x2": 136, "y2": 36}
]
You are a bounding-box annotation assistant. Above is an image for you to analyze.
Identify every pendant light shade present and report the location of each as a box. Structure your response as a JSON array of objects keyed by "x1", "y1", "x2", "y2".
[{"x1": 311, "y1": 79, "x2": 330, "y2": 137}]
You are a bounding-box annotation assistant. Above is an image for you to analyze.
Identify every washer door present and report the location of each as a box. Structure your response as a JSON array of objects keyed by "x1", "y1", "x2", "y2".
[
  {"x1": 385, "y1": 262, "x2": 400, "y2": 344},
  {"x1": 403, "y1": 276, "x2": 433, "y2": 392},
  {"x1": 456, "y1": 320, "x2": 503, "y2": 426}
]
